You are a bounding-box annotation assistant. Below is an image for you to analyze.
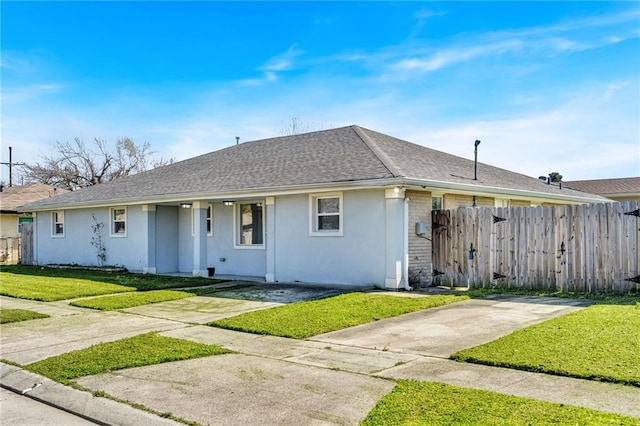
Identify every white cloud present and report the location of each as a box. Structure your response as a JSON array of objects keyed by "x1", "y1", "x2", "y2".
[
  {"x1": 340, "y1": 7, "x2": 639, "y2": 78},
  {"x1": 394, "y1": 39, "x2": 523, "y2": 72},
  {"x1": 259, "y1": 45, "x2": 304, "y2": 72},
  {"x1": 410, "y1": 82, "x2": 639, "y2": 180},
  {"x1": 413, "y1": 9, "x2": 446, "y2": 20}
]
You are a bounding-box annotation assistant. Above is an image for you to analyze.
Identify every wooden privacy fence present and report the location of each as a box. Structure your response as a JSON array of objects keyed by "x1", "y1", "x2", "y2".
[
  {"x1": 0, "y1": 237, "x2": 21, "y2": 264},
  {"x1": 432, "y1": 201, "x2": 640, "y2": 294}
]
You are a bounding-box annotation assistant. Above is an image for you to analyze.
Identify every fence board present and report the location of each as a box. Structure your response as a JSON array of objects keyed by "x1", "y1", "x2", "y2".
[{"x1": 432, "y1": 201, "x2": 639, "y2": 294}]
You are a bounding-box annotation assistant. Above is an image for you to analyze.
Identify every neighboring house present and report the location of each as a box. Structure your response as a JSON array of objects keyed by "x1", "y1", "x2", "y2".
[
  {"x1": 563, "y1": 177, "x2": 640, "y2": 202},
  {"x1": 20, "y1": 125, "x2": 608, "y2": 289},
  {"x1": 0, "y1": 183, "x2": 69, "y2": 238}
]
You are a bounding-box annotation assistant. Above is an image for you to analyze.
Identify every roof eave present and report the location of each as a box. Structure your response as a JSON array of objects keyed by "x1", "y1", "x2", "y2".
[
  {"x1": 402, "y1": 177, "x2": 609, "y2": 204},
  {"x1": 19, "y1": 176, "x2": 608, "y2": 212},
  {"x1": 18, "y1": 178, "x2": 407, "y2": 212}
]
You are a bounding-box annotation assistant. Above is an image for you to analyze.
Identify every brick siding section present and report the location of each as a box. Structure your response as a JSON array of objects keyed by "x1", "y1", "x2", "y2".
[
  {"x1": 444, "y1": 194, "x2": 494, "y2": 209},
  {"x1": 407, "y1": 190, "x2": 432, "y2": 287},
  {"x1": 510, "y1": 199, "x2": 531, "y2": 207}
]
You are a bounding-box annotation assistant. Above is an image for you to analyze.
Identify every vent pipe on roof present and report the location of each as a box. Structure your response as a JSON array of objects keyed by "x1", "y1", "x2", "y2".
[
  {"x1": 236, "y1": 136, "x2": 240, "y2": 145},
  {"x1": 473, "y1": 140, "x2": 481, "y2": 181},
  {"x1": 8, "y1": 147, "x2": 12, "y2": 187}
]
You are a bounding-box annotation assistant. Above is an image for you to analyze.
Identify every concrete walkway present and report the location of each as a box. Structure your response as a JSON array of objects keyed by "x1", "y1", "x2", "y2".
[
  {"x1": 1, "y1": 290, "x2": 639, "y2": 425},
  {"x1": 0, "y1": 387, "x2": 95, "y2": 426}
]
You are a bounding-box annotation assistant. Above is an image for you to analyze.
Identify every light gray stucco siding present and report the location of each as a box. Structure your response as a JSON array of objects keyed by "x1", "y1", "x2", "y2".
[
  {"x1": 206, "y1": 203, "x2": 266, "y2": 277},
  {"x1": 156, "y1": 206, "x2": 178, "y2": 274},
  {"x1": 178, "y1": 207, "x2": 194, "y2": 273},
  {"x1": 273, "y1": 190, "x2": 386, "y2": 286},
  {"x1": 34, "y1": 206, "x2": 147, "y2": 271}
]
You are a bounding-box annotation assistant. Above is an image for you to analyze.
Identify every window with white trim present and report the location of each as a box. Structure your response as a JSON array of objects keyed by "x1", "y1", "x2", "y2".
[
  {"x1": 52, "y1": 211, "x2": 64, "y2": 236},
  {"x1": 309, "y1": 193, "x2": 343, "y2": 236},
  {"x1": 236, "y1": 202, "x2": 264, "y2": 247},
  {"x1": 191, "y1": 204, "x2": 213, "y2": 236},
  {"x1": 432, "y1": 196, "x2": 443, "y2": 210},
  {"x1": 110, "y1": 207, "x2": 127, "y2": 236}
]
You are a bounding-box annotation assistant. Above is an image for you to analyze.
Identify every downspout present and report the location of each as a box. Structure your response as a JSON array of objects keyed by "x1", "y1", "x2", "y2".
[{"x1": 403, "y1": 196, "x2": 413, "y2": 291}]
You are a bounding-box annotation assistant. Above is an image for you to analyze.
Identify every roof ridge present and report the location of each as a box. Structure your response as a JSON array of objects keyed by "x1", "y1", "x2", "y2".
[{"x1": 351, "y1": 125, "x2": 401, "y2": 177}]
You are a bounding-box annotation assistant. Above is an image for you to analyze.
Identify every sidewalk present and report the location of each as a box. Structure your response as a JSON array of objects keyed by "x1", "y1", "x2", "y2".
[{"x1": 1, "y1": 293, "x2": 639, "y2": 425}]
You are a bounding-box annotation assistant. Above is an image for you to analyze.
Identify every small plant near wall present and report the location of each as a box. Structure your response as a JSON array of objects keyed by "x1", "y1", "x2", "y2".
[{"x1": 90, "y1": 214, "x2": 107, "y2": 266}]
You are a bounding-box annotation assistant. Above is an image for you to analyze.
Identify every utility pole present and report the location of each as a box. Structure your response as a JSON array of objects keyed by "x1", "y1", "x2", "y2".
[{"x1": 0, "y1": 147, "x2": 26, "y2": 187}]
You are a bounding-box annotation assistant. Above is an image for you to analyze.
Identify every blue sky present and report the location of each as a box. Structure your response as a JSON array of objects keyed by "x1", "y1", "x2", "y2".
[{"x1": 2, "y1": 1, "x2": 639, "y2": 184}]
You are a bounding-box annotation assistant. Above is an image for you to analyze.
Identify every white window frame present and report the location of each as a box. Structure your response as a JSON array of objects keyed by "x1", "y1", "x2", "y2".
[
  {"x1": 309, "y1": 192, "x2": 343, "y2": 237},
  {"x1": 432, "y1": 196, "x2": 444, "y2": 210},
  {"x1": 110, "y1": 207, "x2": 127, "y2": 237},
  {"x1": 51, "y1": 211, "x2": 64, "y2": 237},
  {"x1": 191, "y1": 203, "x2": 213, "y2": 237},
  {"x1": 234, "y1": 201, "x2": 265, "y2": 249}
]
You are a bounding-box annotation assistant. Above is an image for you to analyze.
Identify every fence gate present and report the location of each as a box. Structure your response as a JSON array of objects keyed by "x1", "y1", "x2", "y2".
[
  {"x1": 432, "y1": 209, "x2": 454, "y2": 286},
  {"x1": 21, "y1": 222, "x2": 34, "y2": 265},
  {"x1": 431, "y1": 201, "x2": 639, "y2": 294}
]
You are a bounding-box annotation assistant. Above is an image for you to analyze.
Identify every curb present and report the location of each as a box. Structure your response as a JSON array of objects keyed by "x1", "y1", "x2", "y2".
[{"x1": 0, "y1": 362, "x2": 181, "y2": 426}]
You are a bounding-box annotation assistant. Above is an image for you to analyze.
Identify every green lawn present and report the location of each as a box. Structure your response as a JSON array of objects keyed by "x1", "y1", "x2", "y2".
[
  {"x1": 467, "y1": 287, "x2": 639, "y2": 305},
  {"x1": 70, "y1": 290, "x2": 195, "y2": 310},
  {"x1": 361, "y1": 380, "x2": 640, "y2": 425},
  {"x1": 451, "y1": 303, "x2": 640, "y2": 386},
  {"x1": 0, "y1": 273, "x2": 136, "y2": 301},
  {"x1": 0, "y1": 308, "x2": 50, "y2": 324},
  {"x1": 0, "y1": 265, "x2": 226, "y2": 302},
  {"x1": 26, "y1": 333, "x2": 231, "y2": 384},
  {"x1": 210, "y1": 292, "x2": 467, "y2": 339},
  {"x1": 1, "y1": 265, "x2": 223, "y2": 292}
]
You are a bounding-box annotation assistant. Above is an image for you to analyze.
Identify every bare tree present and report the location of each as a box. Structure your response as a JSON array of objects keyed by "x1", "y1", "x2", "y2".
[
  {"x1": 281, "y1": 117, "x2": 334, "y2": 136},
  {"x1": 281, "y1": 117, "x2": 312, "y2": 136},
  {"x1": 22, "y1": 137, "x2": 172, "y2": 190}
]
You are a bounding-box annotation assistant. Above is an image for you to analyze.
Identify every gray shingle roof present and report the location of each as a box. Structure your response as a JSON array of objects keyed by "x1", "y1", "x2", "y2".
[
  {"x1": 564, "y1": 177, "x2": 640, "y2": 197},
  {"x1": 21, "y1": 125, "x2": 607, "y2": 210},
  {"x1": 0, "y1": 183, "x2": 69, "y2": 212}
]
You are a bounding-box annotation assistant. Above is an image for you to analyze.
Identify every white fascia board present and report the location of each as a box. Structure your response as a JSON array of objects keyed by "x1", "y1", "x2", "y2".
[
  {"x1": 402, "y1": 178, "x2": 610, "y2": 204},
  {"x1": 20, "y1": 178, "x2": 407, "y2": 212}
]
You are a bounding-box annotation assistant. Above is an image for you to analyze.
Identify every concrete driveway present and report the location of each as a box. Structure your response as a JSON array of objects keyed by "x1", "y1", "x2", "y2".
[{"x1": 311, "y1": 295, "x2": 589, "y2": 357}]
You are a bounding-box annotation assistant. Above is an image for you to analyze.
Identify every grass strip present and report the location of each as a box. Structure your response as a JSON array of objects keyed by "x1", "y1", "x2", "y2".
[
  {"x1": 451, "y1": 304, "x2": 640, "y2": 386},
  {"x1": 467, "y1": 287, "x2": 639, "y2": 305},
  {"x1": 70, "y1": 290, "x2": 194, "y2": 310},
  {"x1": 26, "y1": 332, "x2": 230, "y2": 384},
  {"x1": 0, "y1": 273, "x2": 135, "y2": 301},
  {"x1": 0, "y1": 308, "x2": 50, "y2": 323},
  {"x1": 361, "y1": 380, "x2": 640, "y2": 425},
  {"x1": 210, "y1": 292, "x2": 467, "y2": 339},
  {"x1": 1, "y1": 265, "x2": 224, "y2": 292}
]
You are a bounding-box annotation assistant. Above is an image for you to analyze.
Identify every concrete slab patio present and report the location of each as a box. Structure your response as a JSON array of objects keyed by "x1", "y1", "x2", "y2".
[{"x1": 123, "y1": 282, "x2": 350, "y2": 324}]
